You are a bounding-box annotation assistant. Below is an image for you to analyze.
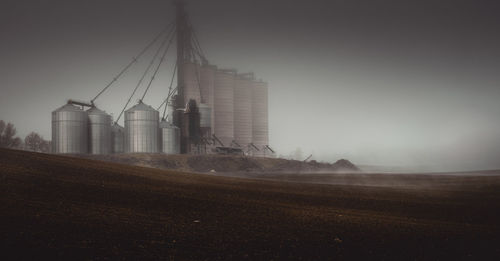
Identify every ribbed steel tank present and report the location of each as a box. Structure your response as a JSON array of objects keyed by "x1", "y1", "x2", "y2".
[
  {"x1": 159, "y1": 119, "x2": 180, "y2": 154},
  {"x1": 199, "y1": 104, "x2": 212, "y2": 140},
  {"x1": 183, "y1": 62, "x2": 201, "y2": 105},
  {"x1": 182, "y1": 99, "x2": 201, "y2": 154},
  {"x1": 87, "y1": 106, "x2": 111, "y2": 154},
  {"x1": 234, "y1": 75, "x2": 253, "y2": 146},
  {"x1": 111, "y1": 123, "x2": 124, "y2": 153},
  {"x1": 213, "y1": 69, "x2": 236, "y2": 146},
  {"x1": 199, "y1": 103, "x2": 211, "y2": 129},
  {"x1": 124, "y1": 101, "x2": 159, "y2": 153},
  {"x1": 51, "y1": 103, "x2": 88, "y2": 154},
  {"x1": 252, "y1": 80, "x2": 269, "y2": 156},
  {"x1": 200, "y1": 64, "x2": 216, "y2": 132}
]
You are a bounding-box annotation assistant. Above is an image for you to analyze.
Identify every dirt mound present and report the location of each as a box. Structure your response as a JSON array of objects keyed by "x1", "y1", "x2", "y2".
[
  {"x1": 80, "y1": 153, "x2": 360, "y2": 173},
  {"x1": 187, "y1": 155, "x2": 264, "y2": 172},
  {"x1": 332, "y1": 159, "x2": 359, "y2": 171}
]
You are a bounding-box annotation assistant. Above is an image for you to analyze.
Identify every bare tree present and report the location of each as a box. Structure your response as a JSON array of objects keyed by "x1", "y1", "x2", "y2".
[
  {"x1": 0, "y1": 120, "x2": 5, "y2": 138},
  {"x1": 24, "y1": 132, "x2": 50, "y2": 153},
  {"x1": 25, "y1": 132, "x2": 41, "y2": 151},
  {"x1": 0, "y1": 120, "x2": 22, "y2": 148}
]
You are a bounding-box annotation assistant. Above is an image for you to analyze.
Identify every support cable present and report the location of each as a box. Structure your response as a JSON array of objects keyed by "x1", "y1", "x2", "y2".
[
  {"x1": 194, "y1": 35, "x2": 205, "y2": 58},
  {"x1": 167, "y1": 63, "x2": 178, "y2": 97},
  {"x1": 188, "y1": 29, "x2": 203, "y2": 61},
  {"x1": 157, "y1": 85, "x2": 178, "y2": 112},
  {"x1": 162, "y1": 64, "x2": 178, "y2": 120},
  {"x1": 156, "y1": 62, "x2": 177, "y2": 118},
  {"x1": 91, "y1": 21, "x2": 174, "y2": 104},
  {"x1": 114, "y1": 28, "x2": 173, "y2": 124},
  {"x1": 160, "y1": 87, "x2": 177, "y2": 120},
  {"x1": 188, "y1": 20, "x2": 206, "y2": 59},
  {"x1": 187, "y1": 24, "x2": 206, "y2": 103},
  {"x1": 140, "y1": 30, "x2": 176, "y2": 101},
  {"x1": 194, "y1": 61, "x2": 203, "y2": 103},
  {"x1": 185, "y1": 36, "x2": 204, "y2": 103},
  {"x1": 192, "y1": 36, "x2": 205, "y2": 61}
]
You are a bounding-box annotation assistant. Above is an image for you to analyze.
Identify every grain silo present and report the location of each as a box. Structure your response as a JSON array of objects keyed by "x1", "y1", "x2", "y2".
[
  {"x1": 111, "y1": 123, "x2": 124, "y2": 153},
  {"x1": 51, "y1": 103, "x2": 88, "y2": 154},
  {"x1": 213, "y1": 69, "x2": 236, "y2": 146},
  {"x1": 183, "y1": 62, "x2": 201, "y2": 105},
  {"x1": 251, "y1": 80, "x2": 269, "y2": 156},
  {"x1": 182, "y1": 99, "x2": 201, "y2": 153},
  {"x1": 198, "y1": 103, "x2": 212, "y2": 137},
  {"x1": 159, "y1": 119, "x2": 180, "y2": 154},
  {"x1": 234, "y1": 74, "x2": 253, "y2": 147},
  {"x1": 124, "y1": 101, "x2": 160, "y2": 153},
  {"x1": 200, "y1": 64, "x2": 216, "y2": 132},
  {"x1": 87, "y1": 106, "x2": 112, "y2": 154}
]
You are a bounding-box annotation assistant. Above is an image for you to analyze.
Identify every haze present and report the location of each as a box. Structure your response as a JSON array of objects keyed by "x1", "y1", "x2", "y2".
[{"x1": 1, "y1": 0, "x2": 499, "y2": 171}]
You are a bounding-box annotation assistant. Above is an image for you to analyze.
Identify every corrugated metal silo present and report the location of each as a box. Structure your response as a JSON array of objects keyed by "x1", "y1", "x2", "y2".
[
  {"x1": 124, "y1": 101, "x2": 160, "y2": 153},
  {"x1": 198, "y1": 103, "x2": 211, "y2": 138},
  {"x1": 252, "y1": 80, "x2": 269, "y2": 156},
  {"x1": 234, "y1": 75, "x2": 253, "y2": 147},
  {"x1": 51, "y1": 103, "x2": 88, "y2": 154},
  {"x1": 87, "y1": 106, "x2": 112, "y2": 154},
  {"x1": 199, "y1": 103, "x2": 211, "y2": 128},
  {"x1": 182, "y1": 99, "x2": 201, "y2": 154},
  {"x1": 183, "y1": 62, "x2": 201, "y2": 105},
  {"x1": 200, "y1": 64, "x2": 216, "y2": 132},
  {"x1": 111, "y1": 123, "x2": 124, "y2": 153},
  {"x1": 159, "y1": 119, "x2": 180, "y2": 154},
  {"x1": 213, "y1": 69, "x2": 236, "y2": 146}
]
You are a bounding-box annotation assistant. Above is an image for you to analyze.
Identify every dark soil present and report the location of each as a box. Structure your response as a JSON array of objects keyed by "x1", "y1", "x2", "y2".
[{"x1": 1, "y1": 148, "x2": 500, "y2": 260}]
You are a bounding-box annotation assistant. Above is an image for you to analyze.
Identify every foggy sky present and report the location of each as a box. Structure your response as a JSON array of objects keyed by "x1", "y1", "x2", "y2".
[{"x1": 1, "y1": 0, "x2": 500, "y2": 171}]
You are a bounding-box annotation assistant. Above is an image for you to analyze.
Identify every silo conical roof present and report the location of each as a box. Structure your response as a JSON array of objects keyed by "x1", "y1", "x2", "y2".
[
  {"x1": 126, "y1": 101, "x2": 157, "y2": 112},
  {"x1": 159, "y1": 119, "x2": 178, "y2": 129},
  {"x1": 112, "y1": 123, "x2": 124, "y2": 130},
  {"x1": 53, "y1": 104, "x2": 84, "y2": 112}
]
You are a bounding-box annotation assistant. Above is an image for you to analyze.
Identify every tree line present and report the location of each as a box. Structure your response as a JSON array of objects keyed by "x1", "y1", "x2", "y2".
[{"x1": 0, "y1": 120, "x2": 51, "y2": 153}]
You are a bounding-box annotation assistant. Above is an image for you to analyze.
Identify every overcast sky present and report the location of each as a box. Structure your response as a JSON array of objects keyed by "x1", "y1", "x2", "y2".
[{"x1": 1, "y1": 0, "x2": 499, "y2": 171}]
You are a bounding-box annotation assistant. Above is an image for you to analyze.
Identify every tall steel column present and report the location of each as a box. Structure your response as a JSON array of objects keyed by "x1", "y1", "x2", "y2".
[
  {"x1": 174, "y1": 0, "x2": 195, "y2": 154},
  {"x1": 174, "y1": 0, "x2": 187, "y2": 112}
]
